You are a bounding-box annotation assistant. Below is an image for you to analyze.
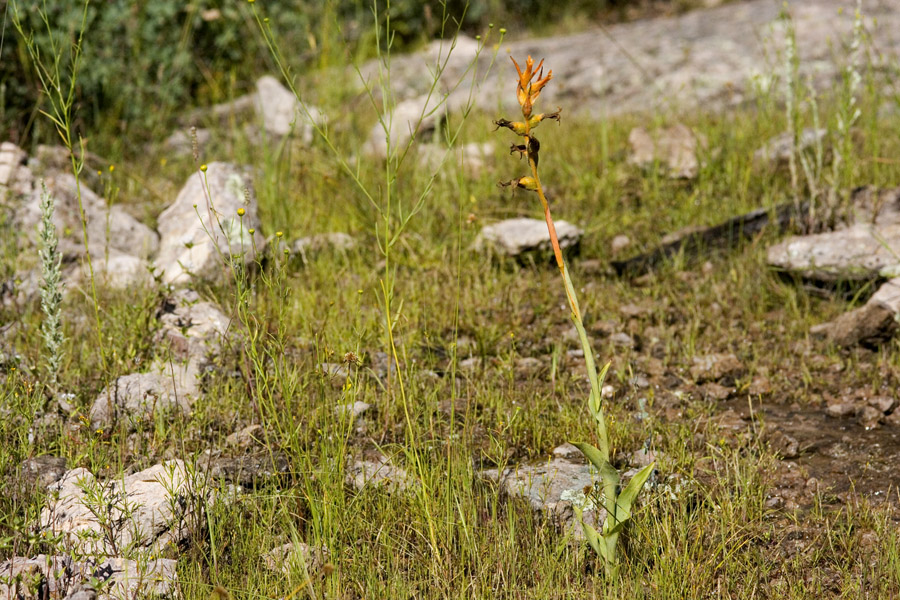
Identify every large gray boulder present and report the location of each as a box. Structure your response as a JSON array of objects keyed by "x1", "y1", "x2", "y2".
[{"x1": 155, "y1": 163, "x2": 265, "y2": 285}]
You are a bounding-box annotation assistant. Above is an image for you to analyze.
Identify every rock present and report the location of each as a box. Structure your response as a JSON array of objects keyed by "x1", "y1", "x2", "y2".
[
  {"x1": 0, "y1": 555, "x2": 177, "y2": 600},
  {"x1": 368, "y1": 0, "x2": 899, "y2": 123},
  {"x1": 589, "y1": 320, "x2": 617, "y2": 337},
  {"x1": 767, "y1": 224, "x2": 900, "y2": 283},
  {"x1": 619, "y1": 303, "x2": 652, "y2": 319},
  {"x1": 0, "y1": 142, "x2": 33, "y2": 197},
  {"x1": 262, "y1": 542, "x2": 326, "y2": 575},
  {"x1": 18, "y1": 456, "x2": 68, "y2": 489},
  {"x1": 748, "y1": 375, "x2": 772, "y2": 396},
  {"x1": 10, "y1": 171, "x2": 158, "y2": 262},
  {"x1": 417, "y1": 141, "x2": 493, "y2": 178},
  {"x1": 336, "y1": 401, "x2": 371, "y2": 419},
  {"x1": 253, "y1": 76, "x2": 326, "y2": 142},
  {"x1": 164, "y1": 127, "x2": 212, "y2": 156},
  {"x1": 355, "y1": 34, "x2": 479, "y2": 110},
  {"x1": 627, "y1": 447, "x2": 658, "y2": 468},
  {"x1": 347, "y1": 455, "x2": 409, "y2": 493},
  {"x1": 90, "y1": 291, "x2": 229, "y2": 430},
  {"x1": 318, "y1": 363, "x2": 350, "y2": 384},
  {"x1": 225, "y1": 424, "x2": 265, "y2": 449},
  {"x1": 753, "y1": 128, "x2": 827, "y2": 166},
  {"x1": 1, "y1": 270, "x2": 40, "y2": 309},
  {"x1": 40, "y1": 461, "x2": 194, "y2": 556},
  {"x1": 473, "y1": 218, "x2": 582, "y2": 258},
  {"x1": 700, "y1": 382, "x2": 732, "y2": 401},
  {"x1": 362, "y1": 94, "x2": 446, "y2": 159},
  {"x1": 689, "y1": 353, "x2": 744, "y2": 384},
  {"x1": 199, "y1": 450, "x2": 290, "y2": 487},
  {"x1": 292, "y1": 232, "x2": 357, "y2": 264},
  {"x1": 155, "y1": 163, "x2": 265, "y2": 285},
  {"x1": 628, "y1": 124, "x2": 705, "y2": 178},
  {"x1": 155, "y1": 289, "x2": 230, "y2": 366},
  {"x1": 868, "y1": 396, "x2": 896, "y2": 414},
  {"x1": 610, "y1": 234, "x2": 631, "y2": 253},
  {"x1": 88, "y1": 363, "x2": 198, "y2": 430},
  {"x1": 513, "y1": 357, "x2": 543, "y2": 378},
  {"x1": 629, "y1": 375, "x2": 650, "y2": 389},
  {"x1": 810, "y1": 278, "x2": 900, "y2": 347},
  {"x1": 825, "y1": 400, "x2": 857, "y2": 418},
  {"x1": 67, "y1": 250, "x2": 153, "y2": 290},
  {"x1": 481, "y1": 458, "x2": 609, "y2": 540},
  {"x1": 551, "y1": 443, "x2": 583, "y2": 461},
  {"x1": 436, "y1": 397, "x2": 468, "y2": 418},
  {"x1": 712, "y1": 408, "x2": 748, "y2": 431},
  {"x1": 370, "y1": 350, "x2": 397, "y2": 381},
  {"x1": 609, "y1": 332, "x2": 635, "y2": 349},
  {"x1": 765, "y1": 430, "x2": 800, "y2": 459},
  {"x1": 885, "y1": 410, "x2": 900, "y2": 427},
  {"x1": 857, "y1": 405, "x2": 883, "y2": 430}
]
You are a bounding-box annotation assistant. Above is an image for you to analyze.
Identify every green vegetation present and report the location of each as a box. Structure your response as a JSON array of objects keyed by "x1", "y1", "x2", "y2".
[{"x1": 2, "y1": 1, "x2": 900, "y2": 599}]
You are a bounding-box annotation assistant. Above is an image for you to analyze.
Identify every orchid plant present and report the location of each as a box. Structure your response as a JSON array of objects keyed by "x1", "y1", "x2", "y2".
[{"x1": 495, "y1": 56, "x2": 655, "y2": 577}]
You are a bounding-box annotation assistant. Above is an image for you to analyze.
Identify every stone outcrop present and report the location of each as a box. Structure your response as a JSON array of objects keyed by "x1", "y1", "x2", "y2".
[{"x1": 154, "y1": 163, "x2": 265, "y2": 285}]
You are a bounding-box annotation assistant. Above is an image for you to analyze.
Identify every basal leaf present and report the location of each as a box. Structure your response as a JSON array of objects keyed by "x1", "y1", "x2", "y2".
[{"x1": 572, "y1": 441, "x2": 606, "y2": 471}]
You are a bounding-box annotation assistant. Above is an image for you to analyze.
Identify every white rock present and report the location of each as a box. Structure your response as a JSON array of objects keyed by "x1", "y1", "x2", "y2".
[
  {"x1": 336, "y1": 401, "x2": 371, "y2": 419},
  {"x1": 628, "y1": 124, "x2": 705, "y2": 179},
  {"x1": 754, "y1": 128, "x2": 827, "y2": 166},
  {"x1": 16, "y1": 172, "x2": 158, "y2": 261},
  {"x1": 40, "y1": 461, "x2": 195, "y2": 556},
  {"x1": 155, "y1": 289, "x2": 230, "y2": 365},
  {"x1": 155, "y1": 163, "x2": 265, "y2": 285},
  {"x1": 362, "y1": 94, "x2": 447, "y2": 159},
  {"x1": 767, "y1": 222, "x2": 900, "y2": 283},
  {"x1": 347, "y1": 455, "x2": 409, "y2": 492},
  {"x1": 481, "y1": 459, "x2": 605, "y2": 540},
  {"x1": 474, "y1": 218, "x2": 583, "y2": 257},
  {"x1": 68, "y1": 250, "x2": 154, "y2": 290},
  {"x1": 253, "y1": 75, "x2": 326, "y2": 143},
  {"x1": 611, "y1": 234, "x2": 631, "y2": 253},
  {"x1": 88, "y1": 362, "x2": 199, "y2": 430},
  {"x1": 0, "y1": 554, "x2": 177, "y2": 600}
]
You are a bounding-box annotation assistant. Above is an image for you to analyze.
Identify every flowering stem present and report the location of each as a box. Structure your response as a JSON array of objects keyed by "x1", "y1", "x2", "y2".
[{"x1": 525, "y1": 128, "x2": 610, "y2": 462}]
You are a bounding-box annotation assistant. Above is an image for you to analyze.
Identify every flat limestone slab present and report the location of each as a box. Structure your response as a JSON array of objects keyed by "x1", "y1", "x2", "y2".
[{"x1": 767, "y1": 223, "x2": 900, "y2": 283}]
